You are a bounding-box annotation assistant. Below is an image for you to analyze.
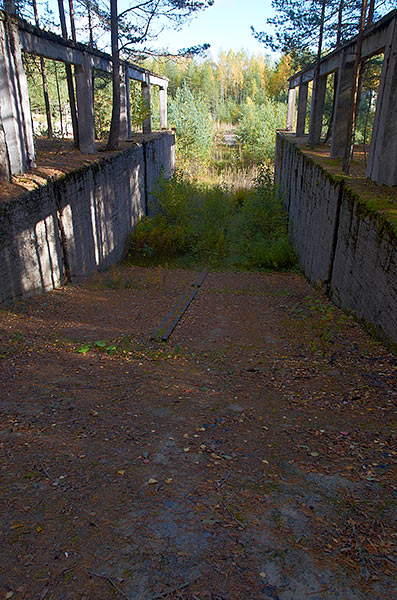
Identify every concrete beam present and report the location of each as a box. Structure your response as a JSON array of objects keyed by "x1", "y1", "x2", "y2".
[
  {"x1": 126, "y1": 65, "x2": 167, "y2": 88},
  {"x1": 149, "y1": 74, "x2": 168, "y2": 87},
  {"x1": 286, "y1": 87, "x2": 296, "y2": 131},
  {"x1": 19, "y1": 27, "x2": 83, "y2": 65},
  {"x1": 0, "y1": 17, "x2": 35, "y2": 177},
  {"x1": 75, "y1": 52, "x2": 95, "y2": 153},
  {"x1": 296, "y1": 80, "x2": 308, "y2": 136},
  {"x1": 308, "y1": 74, "x2": 327, "y2": 147},
  {"x1": 330, "y1": 52, "x2": 356, "y2": 158},
  {"x1": 367, "y1": 19, "x2": 397, "y2": 186},
  {"x1": 16, "y1": 15, "x2": 167, "y2": 90},
  {"x1": 91, "y1": 55, "x2": 112, "y2": 73},
  {"x1": 289, "y1": 10, "x2": 397, "y2": 88},
  {"x1": 127, "y1": 65, "x2": 145, "y2": 83}
]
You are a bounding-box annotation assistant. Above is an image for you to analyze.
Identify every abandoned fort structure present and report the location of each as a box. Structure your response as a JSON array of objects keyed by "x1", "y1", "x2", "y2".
[{"x1": 0, "y1": 6, "x2": 396, "y2": 348}]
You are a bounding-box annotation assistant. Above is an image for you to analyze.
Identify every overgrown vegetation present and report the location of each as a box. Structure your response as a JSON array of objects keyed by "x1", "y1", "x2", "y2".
[{"x1": 128, "y1": 168, "x2": 296, "y2": 271}]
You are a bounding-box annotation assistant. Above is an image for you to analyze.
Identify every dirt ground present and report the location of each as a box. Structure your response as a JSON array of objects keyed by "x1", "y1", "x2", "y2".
[{"x1": 0, "y1": 266, "x2": 395, "y2": 600}]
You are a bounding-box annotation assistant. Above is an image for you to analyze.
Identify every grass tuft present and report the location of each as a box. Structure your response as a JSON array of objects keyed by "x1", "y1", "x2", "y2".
[{"x1": 128, "y1": 167, "x2": 297, "y2": 271}]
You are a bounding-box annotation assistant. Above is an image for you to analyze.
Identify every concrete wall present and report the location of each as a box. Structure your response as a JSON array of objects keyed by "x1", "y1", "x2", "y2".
[
  {"x1": 275, "y1": 133, "x2": 397, "y2": 350},
  {"x1": 0, "y1": 131, "x2": 175, "y2": 304}
]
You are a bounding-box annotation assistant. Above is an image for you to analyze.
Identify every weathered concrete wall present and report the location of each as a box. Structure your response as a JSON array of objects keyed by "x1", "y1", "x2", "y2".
[
  {"x1": 0, "y1": 131, "x2": 175, "y2": 304},
  {"x1": 142, "y1": 132, "x2": 176, "y2": 215},
  {"x1": 275, "y1": 133, "x2": 397, "y2": 350}
]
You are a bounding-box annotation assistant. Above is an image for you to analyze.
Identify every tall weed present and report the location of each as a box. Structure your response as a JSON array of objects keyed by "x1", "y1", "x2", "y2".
[{"x1": 128, "y1": 168, "x2": 296, "y2": 271}]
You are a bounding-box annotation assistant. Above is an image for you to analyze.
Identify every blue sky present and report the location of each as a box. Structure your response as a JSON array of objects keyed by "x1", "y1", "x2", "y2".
[
  {"x1": 44, "y1": 0, "x2": 277, "y2": 59},
  {"x1": 142, "y1": 0, "x2": 277, "y2": 58}
]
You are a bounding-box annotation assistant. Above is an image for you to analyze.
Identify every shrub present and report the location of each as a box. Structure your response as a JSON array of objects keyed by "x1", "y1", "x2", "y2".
[
  {"x1": 168, "y1": 84, "x2": 215, "y2": 171},
  {"x1": 128, "y1": 169, "x2": 296, "y2": 271},
  {"x1": 237, "y1": 98, "x2": 287, "y2": 164}
]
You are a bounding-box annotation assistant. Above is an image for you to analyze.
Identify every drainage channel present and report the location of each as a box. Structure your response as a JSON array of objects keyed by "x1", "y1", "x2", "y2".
[{"x1": 150, "y1": 269, "x2": 209, "y2": 342}]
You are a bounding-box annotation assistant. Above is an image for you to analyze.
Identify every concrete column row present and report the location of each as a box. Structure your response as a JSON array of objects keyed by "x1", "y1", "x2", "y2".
[
  {"x1": 287, "y1": 16, "x2": 397, "y2": 186},
  {"x1": 0, "y1": 13, "x2": 168, "y2": 177}
]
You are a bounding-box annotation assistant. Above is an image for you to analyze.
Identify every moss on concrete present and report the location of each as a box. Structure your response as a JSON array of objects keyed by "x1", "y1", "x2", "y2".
[{"x1": 289, "y1": 139, "x2": 397, "y2": 235}]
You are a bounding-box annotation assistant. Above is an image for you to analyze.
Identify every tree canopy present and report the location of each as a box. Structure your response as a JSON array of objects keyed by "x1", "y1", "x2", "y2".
[{"x1": 252, "y1": 0, "x2": 395, "y2": 65}]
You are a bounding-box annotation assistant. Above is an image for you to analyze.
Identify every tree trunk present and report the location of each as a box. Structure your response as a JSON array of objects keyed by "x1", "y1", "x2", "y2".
[
  {"x1": 32, "y1": 0, "x2": 53, "y2": 137},
  {"x1": 308, "y1": 0, "x2": 327, "y2": 148},
  {"x1": 4, "y1": 0, "x2": 16, "y2": 14},
  {"x1": 87, "y1": 0, "x2": 94, "y2": 47},
  {"x1": 342, "y1": 0, "x2": 369, "y2": 174},
  {"x1": 106, "y1": 0, "x2": 120, "y2": 151},
  {"x1": 367, "y1": 0, "x2": 375, "y2": 27},
  {"x1": 324, "y1": 0, "x2": 344, "y2": 142},
  {"x1": 54, "y1": 61, "x2": 64, "y2": 136},
  {"x1": 86, "y1": 0, "x2": 96, "y2": 134},
  {"x1": 57, "y1": 0, "x2": 79, "y2": 147},
  {"x1": 68, "y1": 0, "x2": 77, "y2": 42},
  {"x1": 363, "y1": 87, "x2": 372, "y2": 167}
]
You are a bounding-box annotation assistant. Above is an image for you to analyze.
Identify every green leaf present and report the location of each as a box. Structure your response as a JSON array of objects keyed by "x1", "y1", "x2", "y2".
[
  {"x1": 95, "y1": 340, "x2": 107, "y2": 348},
  {"x1": 77, "y1": 343, "x2": 90, "y2": 354}
]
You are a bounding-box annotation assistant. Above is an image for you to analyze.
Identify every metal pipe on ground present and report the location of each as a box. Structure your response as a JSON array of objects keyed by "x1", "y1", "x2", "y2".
[{"x1": 151, "y1": 269, "x2": 209, "y2": 342}]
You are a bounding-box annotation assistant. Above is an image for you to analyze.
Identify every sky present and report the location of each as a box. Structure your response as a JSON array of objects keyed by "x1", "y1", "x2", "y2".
[
  {"x1": 42, "y1": 0, "x2": 277, "y2": 59},
  {"x1": 132, "y1": 0, "x2": 277, "y2": 59}
]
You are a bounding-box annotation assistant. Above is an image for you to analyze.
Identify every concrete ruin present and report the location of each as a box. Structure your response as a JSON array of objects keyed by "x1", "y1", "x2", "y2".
[
  {"x1": 0, "y1": 8, "x2": 169, "y2": 179},
  {"x1": 275, "y1": 133, "x2": 397, "y2": 349},
  {"x1": 286, "y1": 10, "x2": 397, "y2": 187}
]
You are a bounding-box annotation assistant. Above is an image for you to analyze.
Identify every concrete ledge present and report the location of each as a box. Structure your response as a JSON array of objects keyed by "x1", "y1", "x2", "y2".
[{"x1": 0, "y1": 131, "x2": 175, "y2": 304}]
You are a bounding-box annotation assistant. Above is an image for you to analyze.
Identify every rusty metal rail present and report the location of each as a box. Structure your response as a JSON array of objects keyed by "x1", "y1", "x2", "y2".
[{"x1": 150, "y1": 269, "x2": 209, "y2": 342}]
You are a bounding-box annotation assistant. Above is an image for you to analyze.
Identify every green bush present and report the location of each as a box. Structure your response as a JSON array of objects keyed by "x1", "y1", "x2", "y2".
[
  {"x1": 237, "y1": 98, "x2": 287, "y2": 164},
  {"x1": 128, "y1": 169, "x2": 296, "y2": 271},
  {"x1": 168, "y1": 84, "x2": 215, "y2": 171}
]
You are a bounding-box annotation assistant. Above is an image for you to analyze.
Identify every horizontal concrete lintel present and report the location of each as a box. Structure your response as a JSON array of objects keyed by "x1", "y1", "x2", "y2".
[
  {"x1": 127, "y1": 66, "x2": 167, "y2": 87},
  {"x1": 12, "y1": 12, "x2": 167, "y2": 86},
  {"x1": 127, "y1": 66, "x2": 145, "y2": 83},
  {"x1": 149, "y1": 74, "x2": 168, "y2": 88},
  {"x1": 91, "y1": 55, "x2": 112, "y2": 73},
  {"x1": 19, "y1": 29, "x2": 83, "y2": 65},
  {"x1": 288, "y1": 10, "x2": 395, "y2": 88}
]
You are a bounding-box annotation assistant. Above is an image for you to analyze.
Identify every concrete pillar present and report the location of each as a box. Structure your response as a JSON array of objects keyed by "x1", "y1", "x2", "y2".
[
  {"x1": 286, "y1": 87, "x2": 296, "y2": 131},
  {"x1": 75, "y1": 52, "x2": 95, "y2": 153},
  {"x1": 296, "y1": 80, "x2": 308, "y2": 136},
  {"x1": 159, "y1": 85, "x2": 167, "y2": 129},
  {"x1": 308, "y1": 74, "x2": 327, "y2": 146},
  {"x1": 367, "y1": 19, "x2": 397, "y2": 186},
  {"x1": 0, "y1": 15, "x2": 35, "y2": 178},
  {"x1": 330, "y1": 52, "x2": 355, "y2": 158},
  {"x1": 119, "y1": 64, "x2": 128, "y2": 140},
  {"x1": 141, "y1": 76, "x2": 151, "y2": 134}
]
